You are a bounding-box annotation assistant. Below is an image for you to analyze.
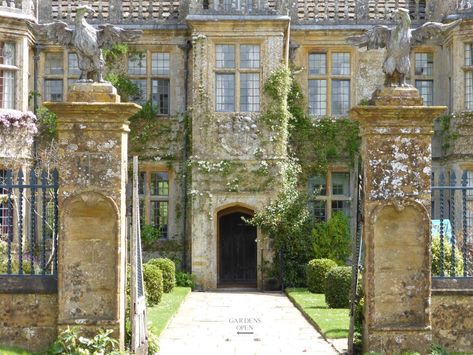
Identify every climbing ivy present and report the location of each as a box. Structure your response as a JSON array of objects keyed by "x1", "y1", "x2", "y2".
[
  {"x1": 438, "y1": 113, "x2": 460, "y2": 153},
  {"x1": 250, "y1": 67, "x2": 360, "y2": 286},
  {"x1": 287, "y1": 72, "x2": 360, "y2": 182}
]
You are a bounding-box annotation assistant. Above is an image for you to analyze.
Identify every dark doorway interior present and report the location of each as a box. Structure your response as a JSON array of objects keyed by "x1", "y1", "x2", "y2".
[{"x1": 218, "y1": 209, "x2": 257, "y2": 287}]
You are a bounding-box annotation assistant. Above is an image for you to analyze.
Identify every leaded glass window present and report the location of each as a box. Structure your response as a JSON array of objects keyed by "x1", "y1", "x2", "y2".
[
  {"x1": 216, "y1": 45, "x2": 235, "y2": 69},
  {"x1": 240, "y1": 73, "x2": 260, "y2": 112},
  {"x1": 128, "y1": 53, "x2": 147, "y2": 75},
  {"x1": 416, "y1": 80, "x2": 434, "y2": 106},
  {"x1": 152, "y1": 79, "x2": 170, "y2": 115},
  {"x1": 68, "y1": 53, "x2": 81, "y2": 76},
  {"x1": 216, "y1": 74, "x2": 235, "y2": 112},
  {"x1": 308, "y1": 51, "x2": 351, "y2": 116},
  {"x1": 308, "y1": 170, "x2": 351, "y2": 221},
  {"x1": 44, "y1": 79, "x2": 63, "y2": 102},
  {"x1": 139, "y1": 170, "x2": 170, "y2": 239},
  {"x1": 240, "y1": 45, "x2": 260, "y2": 69},
  {"x1": 152, "y1": 53, "x2": 170, "y2": 75},
  {"x1": 0, "y1": 42, "x2": 16, "y2": 109}
]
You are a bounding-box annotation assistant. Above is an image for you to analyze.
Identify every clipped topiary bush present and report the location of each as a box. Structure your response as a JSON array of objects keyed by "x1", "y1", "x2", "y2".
[
  {"x1": 306, "y1": 258, "x2": 338, "y2": 293},
  {"x1": 324, "y1": 266, "x2": 351, "y2": 308},
  {"x1": 143, "y1": 263, "x2": 163, "y2": 306},
  {"x1": 432, "y1": 236, "x2": 464, "y2": 277},
  {"x1": 147, "y1": 258, "x2": 176, "y2": 293}
]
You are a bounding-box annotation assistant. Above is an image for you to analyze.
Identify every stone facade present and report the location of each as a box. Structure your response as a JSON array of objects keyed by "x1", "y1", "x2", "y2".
[
  {"x1": 0, "y1": 293, "x2": 57, "y2": 352},
  {"x1": 188, "y1": 18, "x2": 289, "y2": 289},
  {"x1": 16, "y1": 0, "x2": 473, "y2": 293},
  {"x1": 3, "y1": 0, "x2": 473, "y2": 352}
]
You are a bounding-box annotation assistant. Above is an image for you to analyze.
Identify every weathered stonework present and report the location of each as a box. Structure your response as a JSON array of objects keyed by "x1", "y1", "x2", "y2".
[
  {"x1": 350, "y1": 90, "x2": 446, "y2": 354},
  {"x1": 188, "y1": 19, "x2": 289, "y2": 289},
  {"x1": 0, "y1": 125, "x2": 34, "y2": 168},
  {"x1": 432, "y1": 292, "x2": 473, "y2": 352},
  {"x1": 0, "y1": 293, "x2": 57, "y2": 352},
  {"x1": 45, "y1": 83, "x2": 140, "y2": 349}
]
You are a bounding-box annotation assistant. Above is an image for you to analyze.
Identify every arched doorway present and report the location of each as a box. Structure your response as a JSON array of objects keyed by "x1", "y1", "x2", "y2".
[{"x1": 218, "y1": 207, "x2": 257, "y2": 287}]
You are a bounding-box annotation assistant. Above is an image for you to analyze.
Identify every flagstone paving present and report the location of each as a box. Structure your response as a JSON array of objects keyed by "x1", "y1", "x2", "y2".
[{"x1": 158, "y1": 291, "x2": 342, "y2": 355}]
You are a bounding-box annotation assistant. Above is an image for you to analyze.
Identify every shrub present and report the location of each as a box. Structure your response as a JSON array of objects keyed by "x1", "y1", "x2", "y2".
[
  {"x1": 147, "y1": 258, "x2": 176, "y2": 293},
  {"x1": 306, "y1": 258, "x2": 337, "y2": 293},
  {"x1": 140, "y1": 224, "x2": 161, "y2": 249},
  {"x1": 432, "y1": 236, "x2": 464, "y2": 277},
  {"x1": 324, "y1": 266, "x2": 351, "y2": 308},
  {"x1": 249, "y1": 183, "x2": 315, "y2": 287},
  {"x1": 312, "y1": 212, "x2": 351, "y2": 265},
  {"x1": 143, "y1": 263, "x2": 163, "y2": 306},
  {"x1": 176, "y1": 270, "x2": 196, "y2": 289},
  {"x1": 46, "y1": 327, "x2": 119, "y2": 355}
]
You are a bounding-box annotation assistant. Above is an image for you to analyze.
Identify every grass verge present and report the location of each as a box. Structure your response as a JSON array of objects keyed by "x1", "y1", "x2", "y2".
[
  {"x1": 147, "y1": 286, "x2": 191, "y2": 337},
  {"x1": 0, "y1": 345, "x2": 31, "y2": 354},
  {"x1": 286, "y1": 287, "x2": 349, "y2": 339}
]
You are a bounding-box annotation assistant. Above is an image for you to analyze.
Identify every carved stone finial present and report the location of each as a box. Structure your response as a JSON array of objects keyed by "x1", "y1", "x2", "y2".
[
  {"x1": 29, "y1": 5, "x2": 142, "y2": 83},
  {"x1": 348, "y1": 8, "x2": 460, "y2": 88}
]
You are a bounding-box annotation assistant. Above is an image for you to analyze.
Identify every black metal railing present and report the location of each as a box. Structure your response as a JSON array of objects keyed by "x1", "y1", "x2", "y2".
[
  {"x1": 432, "y1": 170, "x2": 473, "y2": 278},
  {"x1": 0, "y1": 168, "x2": 59, "y2": 276}
]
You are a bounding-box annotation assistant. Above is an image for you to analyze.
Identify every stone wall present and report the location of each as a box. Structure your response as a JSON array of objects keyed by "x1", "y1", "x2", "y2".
[
  {"x1": 432, "y1": 286, "x2": 473, "y2": 352},
  {"x1": 0, "y1": 293, "x2": 57, "y2": 352}
]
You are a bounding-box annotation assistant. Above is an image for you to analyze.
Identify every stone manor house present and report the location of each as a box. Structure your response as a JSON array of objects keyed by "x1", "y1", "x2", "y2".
[{"x1": 2, "y1": 0, "x2": 473, "y2": 290}]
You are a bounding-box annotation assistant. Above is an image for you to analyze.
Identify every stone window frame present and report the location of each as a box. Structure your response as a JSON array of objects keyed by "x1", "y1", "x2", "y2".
[
  {"x1": 138, "y1": 164, "x2": 171, "y2": 239},
  {"x1": 212, "y1": 41, "x2": 262, "y2": 113},
  {"x1": 308, "y1": 166, "x2": 352, "y2": 222},
  {"x1": 306, "y1": 47, "x2": 354, "y2": 117},
  {"x1": 127, "y1": 48, "x2": 172, "y2": 116},
  {"x1": 0, "y1": 40, "x2": 18, "y2": 110},
  {"x1": 41, "y1": 49, "x2": 82, "y2": 103},
  {"x1": 463, "y1": 43, "x2": 473, "y2": 111},
  {"x1": 412, "y1": 49, "x2": 434, "y2": 106}
]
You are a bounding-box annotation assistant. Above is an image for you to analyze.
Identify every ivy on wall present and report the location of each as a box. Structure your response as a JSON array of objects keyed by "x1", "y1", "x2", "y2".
[
  {"x1": 437, "y1": 113, "x2": 460, "y2": 153},
  {"x1": 287, "y1": 74, "x2": 360, "y2": 183},
  {"x1": 250, "y1": 66, "x2": 359, "y2": 286}
]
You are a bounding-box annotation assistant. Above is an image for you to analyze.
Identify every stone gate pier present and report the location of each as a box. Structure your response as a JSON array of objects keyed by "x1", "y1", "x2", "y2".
[
  {"x1": 350, "y1": 88, "x2": 446, "y2": 354},
  {"x1": 45, "y1": 83, "x2": 140, "y2": 349}
]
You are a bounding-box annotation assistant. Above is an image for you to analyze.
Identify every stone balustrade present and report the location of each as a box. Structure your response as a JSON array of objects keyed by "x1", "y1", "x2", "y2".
[
  {"x1": 0, "y1": 0, "x2": 37, "y2": 17},
  {"x1": 38, "y1": 0, "x2": 433, "y2": 24}
]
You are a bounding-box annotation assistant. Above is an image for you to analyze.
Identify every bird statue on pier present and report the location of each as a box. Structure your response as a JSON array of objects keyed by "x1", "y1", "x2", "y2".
[
  {"x1": 348, "y1": 8, "x2": 460, "y2": 87},
  {"x1": 29, "y1": 5, "x2": 142, "y2": 83}
]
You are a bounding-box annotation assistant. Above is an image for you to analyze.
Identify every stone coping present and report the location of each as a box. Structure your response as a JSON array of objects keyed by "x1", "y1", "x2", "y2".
[
  {"x1": 432, "y1": 277, "x2": 473, "y2": 294},
  {"x1": 0, "y1": 275, "x2": 57, "y2": 294}
]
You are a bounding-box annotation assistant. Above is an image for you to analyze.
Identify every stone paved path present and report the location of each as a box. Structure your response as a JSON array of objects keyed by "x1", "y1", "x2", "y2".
[{"x1": 158, "y1": 291, "x2": 341, "y2": 355}]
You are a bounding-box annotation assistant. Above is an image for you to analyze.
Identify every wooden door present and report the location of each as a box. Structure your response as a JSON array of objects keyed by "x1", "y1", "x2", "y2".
[{"x1": 219, "y1": 211, "x2": 257, "y2": 286}]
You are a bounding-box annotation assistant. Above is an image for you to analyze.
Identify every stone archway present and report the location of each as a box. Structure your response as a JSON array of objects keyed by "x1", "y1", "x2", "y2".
[{"x1": 217, "y1": 206, "x2": 257, "y2": 288}]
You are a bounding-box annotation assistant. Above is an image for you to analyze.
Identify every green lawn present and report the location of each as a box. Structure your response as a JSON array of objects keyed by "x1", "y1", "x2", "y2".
[
  {"x1": 147, "y1": 286, "x2": 191, "y2": 337},
  {"x1": 0, "y1": 345, "x2": 31, "y2": 355},
  {"x1": 286, "y1": 287, "x2": 349, "y2": 339}
]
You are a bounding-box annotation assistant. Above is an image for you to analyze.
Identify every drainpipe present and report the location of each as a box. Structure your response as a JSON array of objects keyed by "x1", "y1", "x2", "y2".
[
  {"x1": 285, "y1": 21, "x2": 291, "y2": 66},
  {"x1": 33, "y1": 44, "x2": 40, "y2": 114},
  {"x1": 181, "y1": 39, "x2": 192, "y2": 272},
  {"x1": 32, "y1": 43, "x2": 40, "y2": 166}
]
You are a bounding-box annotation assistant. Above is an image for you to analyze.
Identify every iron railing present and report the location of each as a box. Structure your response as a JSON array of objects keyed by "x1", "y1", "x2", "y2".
[
  {"x1": 432, "y1": 170, "x2": 473, "y2": 278},
  {"x1": 0, "y1": 168, "x2": 59, "y2": 276}
]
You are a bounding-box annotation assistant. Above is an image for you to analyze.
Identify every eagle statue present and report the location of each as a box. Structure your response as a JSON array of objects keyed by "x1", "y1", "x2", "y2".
[
  {"x1": 348, "y1": 8, "x2": 460, "y2": 87},
  {"x1": 30, "y1": 5, "x2": 142, "y2": 83}
]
